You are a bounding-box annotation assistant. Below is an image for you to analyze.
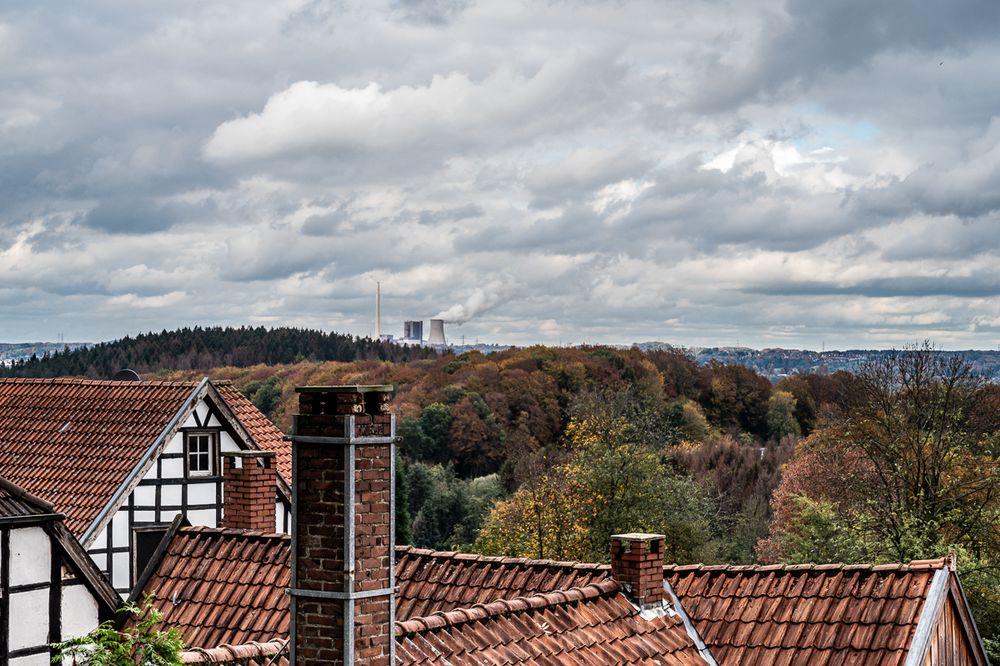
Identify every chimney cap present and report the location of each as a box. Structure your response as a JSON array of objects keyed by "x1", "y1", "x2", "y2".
[
  {"x1": 612, "y1": 533, "x2": 666, "y2": 541},
  {"x1": 295, "y1": 385, "x2": 394, "y2": 394}
]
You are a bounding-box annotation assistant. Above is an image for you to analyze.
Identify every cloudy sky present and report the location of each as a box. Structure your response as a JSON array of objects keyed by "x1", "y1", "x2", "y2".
[{"x1": 2, "y1": 0, "x2": 1000, "y2": 349}]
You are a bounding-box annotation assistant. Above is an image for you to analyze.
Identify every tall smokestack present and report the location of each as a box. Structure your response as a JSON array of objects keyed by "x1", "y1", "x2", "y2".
[
  {"x1": 428, "y1": 319, "x2": 446, "y2": 346},
  {"x1": 375, "y1": 281, "x2": 381, "y2": 339}
]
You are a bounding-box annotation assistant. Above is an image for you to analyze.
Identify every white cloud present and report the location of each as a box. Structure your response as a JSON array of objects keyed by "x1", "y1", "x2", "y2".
[{"x1": 204, "y1": 53, "x2": 623, "y2": 162}]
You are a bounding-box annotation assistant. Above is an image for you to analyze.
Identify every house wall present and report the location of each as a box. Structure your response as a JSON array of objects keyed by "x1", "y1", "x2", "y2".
[
  {"x1": 922, "y1": 596, "x2": 979, "y2": 666},
  {"x1": 0, "y1": 523, "x2": 102, "y2": 663},
  {"x1": 87, "y1": 398, "x2": 290, "y2": 595}
]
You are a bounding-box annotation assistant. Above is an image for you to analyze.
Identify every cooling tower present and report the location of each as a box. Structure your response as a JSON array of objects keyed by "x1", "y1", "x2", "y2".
[{"x1": 428, "y1": 319, "x2": 446, "y2": 346}]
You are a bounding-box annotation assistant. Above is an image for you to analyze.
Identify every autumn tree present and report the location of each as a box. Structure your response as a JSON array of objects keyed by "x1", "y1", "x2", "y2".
[{"x1": 760, "y1": 343, "x2": 1000, "y2": 655}]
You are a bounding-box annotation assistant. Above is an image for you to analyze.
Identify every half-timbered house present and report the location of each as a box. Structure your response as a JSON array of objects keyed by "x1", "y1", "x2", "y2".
[
  {"x1": 0, "y1": 476, "x2": 119, "y2": 664},
  {"x1": 0, "y1": 377, "x2": 291, "y2": 595}
]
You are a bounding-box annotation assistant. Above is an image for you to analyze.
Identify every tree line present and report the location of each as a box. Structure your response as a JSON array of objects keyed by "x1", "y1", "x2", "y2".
[{"x1": 0, "y1": 326, "x2": 436, "y2": 378}]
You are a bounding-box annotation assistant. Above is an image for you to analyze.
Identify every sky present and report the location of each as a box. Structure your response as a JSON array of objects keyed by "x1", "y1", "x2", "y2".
[{"x1": 2, "y1": 0, "x2": 1000, "y2": 350}]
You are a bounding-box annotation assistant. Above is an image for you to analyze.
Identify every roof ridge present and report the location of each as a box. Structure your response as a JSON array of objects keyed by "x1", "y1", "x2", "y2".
[
  {"x1": 179, "y1": 639, "x2": 288, "y2": 663},
  {"x1": 0, "y1": 475, "x2": 57, "y2": 513},
  {"x1": 0, "y1": 377, "x2": 199, "y2": 387},
  {"x1": 663, "y1": 557, "x2": 949, "y2": 574},
  {"x1": 394, "y1": 579, "x2": 621, "y2": 636},
  {"x1": 395, "y1": 545, "x2": 611, "y2": 571},
  {"x1": 179, "y1": 525, "x2": 291, "y2": 541}
]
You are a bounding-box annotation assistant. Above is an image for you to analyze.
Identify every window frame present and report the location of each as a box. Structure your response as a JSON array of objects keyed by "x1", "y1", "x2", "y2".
[{"x1": 184, "y1": 430, "x2": 218, "y2": 478}]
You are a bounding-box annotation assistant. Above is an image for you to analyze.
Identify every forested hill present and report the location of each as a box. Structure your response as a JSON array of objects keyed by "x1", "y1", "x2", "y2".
[{"x1": 0, "y1": 326, "x2": 437, "y2": 378}]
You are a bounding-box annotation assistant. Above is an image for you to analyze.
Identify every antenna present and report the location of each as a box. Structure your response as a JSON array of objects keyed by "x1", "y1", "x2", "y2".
[{"x1": 375, "y1": 281, "x2": 381, "y2": 339}]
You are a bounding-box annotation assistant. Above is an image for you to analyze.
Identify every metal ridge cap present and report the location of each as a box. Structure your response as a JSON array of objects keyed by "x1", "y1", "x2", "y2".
[{"x1": 394, "y1": 579, "x2": 621, "y2": 636}]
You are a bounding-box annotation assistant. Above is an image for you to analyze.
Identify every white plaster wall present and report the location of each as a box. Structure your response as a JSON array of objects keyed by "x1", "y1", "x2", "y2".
[
  {"x1": 112, "y1": 512, "x2": 129, "y2": 549},
  {"x1": 276, "y1": 502, "x2": 286, "y2": 532},
  {"x1": 8, "y1": 587, "x2": 48, "y2": 651},
  {"x1": 187, "y1": 508, "x2": 216, "y2": 525},
  {"x1": 61, "y1": 583, "x2": 100, "y2": 639},
  {"x1": 161, "y1": 484, "x2": 182, "y2": 505},
  {"x1": 10, "y1": 526, "x2": 50, "y2": 586},
  {"x1": 133, "y1": 485, "x2": 155, "y2": 505},
  {"x1": 10, "y1": 654, "x2": 50, "y2": 666},
  {"x1": 188, "y1": 482, "x2": 216, "y2": 505},
  {"x1": 112, "y1": 552, "x2": 129, "y2": 589},
  {"x1": 162, "y1": 430, "x2": 184, "y2": 455}
]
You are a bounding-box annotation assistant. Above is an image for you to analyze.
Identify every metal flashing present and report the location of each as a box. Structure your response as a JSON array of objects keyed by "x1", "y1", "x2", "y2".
[{"x1": 903, "y1": 566, "x2": 950, "y2": 666}]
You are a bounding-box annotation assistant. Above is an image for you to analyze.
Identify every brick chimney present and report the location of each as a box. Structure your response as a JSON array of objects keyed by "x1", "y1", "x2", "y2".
[
  {"x1": 290, "y1": 385, "x2": 395, "y2": 666},
  {"x1": 222, "y1": 451, "x2": 277, "y2": 531},
  {"x1": 610, "y1": 533, "x2": 666, "y2": 608}
]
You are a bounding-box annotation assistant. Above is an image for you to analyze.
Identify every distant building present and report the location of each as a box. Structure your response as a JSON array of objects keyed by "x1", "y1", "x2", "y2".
[
  {"x1": 403, "y1": 320, "x2": 423, "y2": 342},
  {"x1": 428, "y1": 319, "x2": 446, "y2": 346}
]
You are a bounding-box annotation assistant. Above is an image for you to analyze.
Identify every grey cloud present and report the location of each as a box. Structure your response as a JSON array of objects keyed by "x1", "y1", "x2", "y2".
[
  {"x1": 392, "y1": 0, "x2": 473, "y2": 25},
  {"x1": 693, "y1": 0, "x2": 1000, "y2": 111},
  {"x1": 745, "y1": 275, "x2": 1000, "y2": 298}
]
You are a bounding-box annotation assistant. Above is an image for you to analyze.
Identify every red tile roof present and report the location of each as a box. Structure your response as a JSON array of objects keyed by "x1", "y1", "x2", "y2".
[
  {"x1": 0, "y1": 378, "x2": 291, "y2": 538},
  {"x1": 180, "y1": 640, "x2": 288, "y2": 665},
  {"x1": 132, "y1": 526, "x2": 290, "y2": 650},
  {"x1": 0, "y1": 474, "x2": 57, "y2": 519},
  {"x1": 134, "y1": 526, "x2": 970, "y2": 666},
  {"x1": 395, "y1": 579, "x2": 706, "y2": 665},
  {"x1": 0, "y1": 378, "x2": 197, "y2": 535},
  {"x1": 665, "y1": 559, "x2": 948, "y2": 665},
  {"x1": 214, "y1": 383, "x2": 291, "y2": 483},
  {"x1": 395, "y1": 545, "x2": 612, "y2": 618}
]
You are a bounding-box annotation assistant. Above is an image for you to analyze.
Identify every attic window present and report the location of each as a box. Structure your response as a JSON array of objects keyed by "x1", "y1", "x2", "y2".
[{"x1": 185, "y1": 431, "x2": 217, "y2": 477}]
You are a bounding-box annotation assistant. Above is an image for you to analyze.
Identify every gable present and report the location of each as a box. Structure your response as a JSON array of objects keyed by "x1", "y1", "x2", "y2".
[{"x1": 0, "y1": 379, "x2": 197, "y2": 536}]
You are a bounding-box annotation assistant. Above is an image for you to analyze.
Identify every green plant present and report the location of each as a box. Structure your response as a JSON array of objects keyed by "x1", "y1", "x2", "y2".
[{"x1": 53, "y1": 598, "x2": 184, "y2": 665}]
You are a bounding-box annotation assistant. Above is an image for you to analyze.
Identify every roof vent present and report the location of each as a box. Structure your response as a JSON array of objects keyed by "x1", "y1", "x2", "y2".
[{"x1": 112, "y1": 369, "x2": 141, "y2": 381}]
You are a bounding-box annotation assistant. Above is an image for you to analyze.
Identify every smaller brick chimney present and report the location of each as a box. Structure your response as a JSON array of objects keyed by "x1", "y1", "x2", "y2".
[
  {"x1": 222, "y1": 450, "x2": 276, "y2": 531},
  {"x1": 611, "y1": 533, "x2": 666, "y2": 608}
]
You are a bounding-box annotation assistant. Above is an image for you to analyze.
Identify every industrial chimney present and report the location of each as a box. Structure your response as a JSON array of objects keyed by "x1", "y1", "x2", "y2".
[{"x1": 428, "y1": 319, "x2": 446, "y2": 346}]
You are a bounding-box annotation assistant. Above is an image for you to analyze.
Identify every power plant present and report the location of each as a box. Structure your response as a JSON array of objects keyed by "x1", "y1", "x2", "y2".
[
  {"x1": 403, "y1": 320, "x2": 423, "y2": 342},
  {"x1": 428, "y1": 319, "x2": 447, "y2": 346},
  {"x1": 373, "y1": 285, "x2": 449, "y2": 347}
]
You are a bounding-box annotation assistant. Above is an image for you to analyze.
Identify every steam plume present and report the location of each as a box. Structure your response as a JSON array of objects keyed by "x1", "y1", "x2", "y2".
[{"x1": 434, "y1": 279, "x2": 516, "y2": 324}]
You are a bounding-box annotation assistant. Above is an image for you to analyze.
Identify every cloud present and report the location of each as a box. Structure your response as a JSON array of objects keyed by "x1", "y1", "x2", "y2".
[
  {"x1": 203, "y1": 53, "x2": 624, "y2": 162},
  {"x1": 3, "y1": 1, "x2": 1000, "y2": 349}
]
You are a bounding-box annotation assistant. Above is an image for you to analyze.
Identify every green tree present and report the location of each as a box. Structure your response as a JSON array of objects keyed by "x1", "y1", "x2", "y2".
[
  {"x1": 53, "y1": 598, "x2": 184, "y2": 665},
  {"x1": 765, "y1": 390, "x2": 801, "y2": 440}
]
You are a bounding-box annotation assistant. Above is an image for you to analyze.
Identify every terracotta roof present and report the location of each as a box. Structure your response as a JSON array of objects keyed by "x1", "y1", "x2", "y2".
[
  {"x1": 180, "y1": 640, "x2": 288, "y2": 665},
  {"x1": 0, "y1": 378, "x2": 198, "y2": 535},
  {"x1": 396, "y1": 545, "x2": 612, "y2": 618},
  {"x1": 665, "y1": 559, "x2": 949, "y2": 665},
  {"x1": 214, "y1": 383, "x2": 291, "y2": 483},
  {"x1": 130, "y1": 526, "x2": 290, "y2": 650},
  {"x1": 0, "y1": 474, "x2": 57, "y2": 519},
  {"x1": 395, "y1": 579, "x2": 706, "y2": 665}
]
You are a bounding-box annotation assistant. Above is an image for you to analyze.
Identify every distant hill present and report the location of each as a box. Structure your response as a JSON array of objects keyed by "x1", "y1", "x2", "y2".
[
  {"x1": 0, "y1": 326, "x2": 437, "y2": 379},
  {"x1": 635, "y1": 341, "x2": 1000, "y2": 382}
]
